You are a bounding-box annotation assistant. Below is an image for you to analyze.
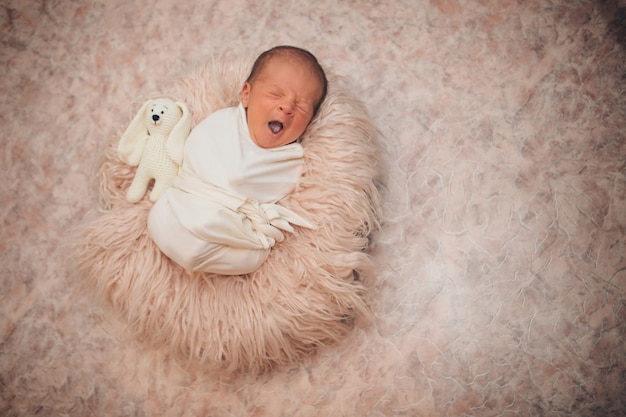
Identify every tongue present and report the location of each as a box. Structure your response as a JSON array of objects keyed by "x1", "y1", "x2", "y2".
[{"x1": 269, "y1": 121, "x2": 283, "y2": 134}]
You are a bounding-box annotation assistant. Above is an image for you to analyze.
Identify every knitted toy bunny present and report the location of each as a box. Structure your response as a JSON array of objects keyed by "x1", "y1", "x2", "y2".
[{"x1": 118, "y1": 98, "x2": 191, "y2": 203}]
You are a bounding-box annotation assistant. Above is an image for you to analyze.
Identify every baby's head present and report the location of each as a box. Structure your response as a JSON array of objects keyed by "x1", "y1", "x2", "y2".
[{"x1": 241, "y1": 45, "x2": 328, "y2": 148}]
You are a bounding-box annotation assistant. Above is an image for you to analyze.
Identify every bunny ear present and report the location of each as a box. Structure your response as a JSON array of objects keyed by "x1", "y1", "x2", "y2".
[
  {"x1": 166, "y1": 101, "x2": 192, "y2": 165},
  {"x1": 118, "y1": 100, "x2": 151, "y2": 165}
]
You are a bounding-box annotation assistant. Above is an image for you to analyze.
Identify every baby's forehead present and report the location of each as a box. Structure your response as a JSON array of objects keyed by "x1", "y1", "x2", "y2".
[
  {"x1": 258, "y1": 54, "x2": 319, "y2": 78},
  {"x1": 252, "y1": 57, "x2": 323, "y2": 88}
]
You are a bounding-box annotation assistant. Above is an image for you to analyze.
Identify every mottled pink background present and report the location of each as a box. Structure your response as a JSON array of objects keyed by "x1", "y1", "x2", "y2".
[{"x1": 1, "y1": 1, "x2": 625, "y2": 416}]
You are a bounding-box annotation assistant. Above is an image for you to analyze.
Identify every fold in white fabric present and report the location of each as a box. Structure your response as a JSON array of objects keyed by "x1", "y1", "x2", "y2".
[{"x1": 171, "y1": 173, "x2": 314, "y2": 250}]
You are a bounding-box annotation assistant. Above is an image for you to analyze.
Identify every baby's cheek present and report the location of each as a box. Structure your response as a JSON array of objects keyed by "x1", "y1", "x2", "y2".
[{"x1": 299, "y1": 113, "x2": 313, "y2": 126}]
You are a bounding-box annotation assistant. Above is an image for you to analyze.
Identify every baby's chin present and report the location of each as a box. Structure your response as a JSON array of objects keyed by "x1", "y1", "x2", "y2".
[{"x1": 252, "y1": 134, "x2": 294, "y2": 149}]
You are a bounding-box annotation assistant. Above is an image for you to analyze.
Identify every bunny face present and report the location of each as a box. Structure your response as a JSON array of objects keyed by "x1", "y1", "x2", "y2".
[{"x1": 146, "y1": 99, "x2": 184, "y2": 135}]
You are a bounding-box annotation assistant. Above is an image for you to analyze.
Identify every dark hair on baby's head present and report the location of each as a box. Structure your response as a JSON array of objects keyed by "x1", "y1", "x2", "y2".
[{"x1": 246, "y1": 45, "x2": 328, "y2": 116}]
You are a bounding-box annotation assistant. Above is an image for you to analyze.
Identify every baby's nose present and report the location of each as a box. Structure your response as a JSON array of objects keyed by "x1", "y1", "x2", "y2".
[{"x1": 278, "y1": 101, "x2": 295, "y2": 114}]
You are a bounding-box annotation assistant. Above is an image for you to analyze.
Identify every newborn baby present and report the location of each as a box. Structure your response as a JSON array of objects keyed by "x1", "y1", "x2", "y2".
[{"x1": 147, "y1": 45, "x2": 328, "y2": 275}]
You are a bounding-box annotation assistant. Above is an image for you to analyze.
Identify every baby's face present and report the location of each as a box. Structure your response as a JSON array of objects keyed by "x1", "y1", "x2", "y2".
[{"x1": 241, "y1": 59, "x2": 323, "y2": 148}]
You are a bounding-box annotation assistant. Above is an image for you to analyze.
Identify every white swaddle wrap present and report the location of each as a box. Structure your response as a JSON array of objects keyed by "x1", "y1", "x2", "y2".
[{"x1": 147, "y1": 104, "x2": 313, "y2": 274}]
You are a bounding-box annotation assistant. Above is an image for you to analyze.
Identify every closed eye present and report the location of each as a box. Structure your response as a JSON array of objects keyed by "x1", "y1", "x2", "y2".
[{"x1": 297, "y1": 103, "x2": 313, "y2": 113}]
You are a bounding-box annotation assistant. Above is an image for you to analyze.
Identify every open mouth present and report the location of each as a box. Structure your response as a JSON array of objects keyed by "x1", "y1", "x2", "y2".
[{"x1": 268, "y1": 121, "x2": 284, "y2": 134}]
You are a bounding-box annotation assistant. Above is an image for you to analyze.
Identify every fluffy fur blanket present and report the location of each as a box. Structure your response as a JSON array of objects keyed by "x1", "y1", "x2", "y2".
[{"x1": 73, "y1": 52, "x2": 381, "y2": 373}]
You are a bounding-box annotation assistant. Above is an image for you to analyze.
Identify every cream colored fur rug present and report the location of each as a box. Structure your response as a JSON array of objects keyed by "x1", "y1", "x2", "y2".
[{"x1": 74, "y1": 53, "x2": 381, "y2": 373}]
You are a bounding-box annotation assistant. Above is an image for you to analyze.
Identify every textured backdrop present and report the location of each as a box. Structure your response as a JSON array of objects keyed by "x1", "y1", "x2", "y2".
[{"x1": 1, "y1": 0, "x2": 625, "y2": 416}]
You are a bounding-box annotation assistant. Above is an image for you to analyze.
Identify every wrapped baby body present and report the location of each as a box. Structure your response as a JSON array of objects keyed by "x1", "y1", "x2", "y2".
[{"x1": 147, "y1": 104, "x2": 313, "y2": 275}]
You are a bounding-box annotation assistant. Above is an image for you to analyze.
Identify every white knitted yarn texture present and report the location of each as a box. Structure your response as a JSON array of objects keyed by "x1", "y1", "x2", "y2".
[{"x1": 117, "y1": 98, "x2": 191, "y2": 203}]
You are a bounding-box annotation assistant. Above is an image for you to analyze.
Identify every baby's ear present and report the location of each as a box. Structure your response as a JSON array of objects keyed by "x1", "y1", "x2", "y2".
[{"x1": 240, "y1": 82, "x2": 251, "y2": 108}]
